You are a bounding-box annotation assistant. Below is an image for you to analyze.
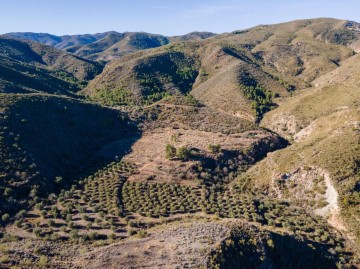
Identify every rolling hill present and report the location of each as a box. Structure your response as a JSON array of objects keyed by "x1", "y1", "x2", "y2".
[
  {"x1": 84, "y1": 18, "x2": 360, "y2": 121},
  {"x1": 5, "y1": 31, "x2": 216, "y2": 61},
  {"x1": 241, "y1": 52, "x2": 360, "y2": 246},
  {"x1": 0, "y1": 93, "x2": 138, "y2": 216},
  {"x1": 0, "y1": 36, "x2": 103, "y2": 96},
  {"x1": 74, "y1": 32, "x2": 170, "y2": 61}
]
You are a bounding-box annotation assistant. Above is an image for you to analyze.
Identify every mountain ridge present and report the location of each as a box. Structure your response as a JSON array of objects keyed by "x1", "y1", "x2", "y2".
[
  {"x1": 84, "y1": 18, "x2": 360, "y2": 122},
  {"x1": 4, "y1": 31, "x2": 217, "y2": 61},
  {"x1": 0, "y1": 35, "x2": 103, "y2": 96}
]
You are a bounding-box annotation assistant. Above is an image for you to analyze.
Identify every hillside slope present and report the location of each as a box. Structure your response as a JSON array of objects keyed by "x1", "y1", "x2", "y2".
[
  {"x1": 0, "y1": 93, "x2": 138, "y2": 216},
  {"x1": 238, "y1": 51, "x2": 360, "y2": 247},
  {"x1": 78, "y1": 220, "x2": 350, "y2": 269},
  {"x1": 84, "y1": 18, "x2": 360, "y2": 122},
  {"x1": 5, "y1": 32, "x2": 118, "y2": 51},
  {"x1": 5, "y1": 31, "x2": 216, "y2": 61},
  {"x1": 2, "y1": 94, "x2": 357, "y2": 268},
  {"x1": 76, "y1": 32, "x2": 170, "y2": 61},
  {"x1": 0, "y1": 36, "x2": 103, "y2": 95}
]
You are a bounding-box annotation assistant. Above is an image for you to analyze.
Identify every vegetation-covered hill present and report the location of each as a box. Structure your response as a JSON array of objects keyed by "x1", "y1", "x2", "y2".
[
  {"x1": 5, "y1": 31, "x2": 123, "y2": 51},
  {"x1": 84, "y1": 18, "x2": 360, "y2": 121},
  {"x1": 169, "y1": 31, "x2": 216, "y2": 42},
  {"x1": 0, "y1": 36, "x2": 103, "y2": 95},
  {"x1": 5, "y1": 31, "x2": 216, "y2": 61},
  {"x1": 0, "y1": 93, "x2": 138, "y2": 216},
  {"x1": 240, "y1": 51, "x2": 360, "y2": 246},
  {"x1": 74, "y1": 32, "x2": 170, "y2": 61},
  {"x1": 0, "y1": 18, "x2": 360, "y2": 269}
]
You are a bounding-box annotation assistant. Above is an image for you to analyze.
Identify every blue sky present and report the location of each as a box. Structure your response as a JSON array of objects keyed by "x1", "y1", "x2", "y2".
[{"x1": 1, "y1": 0, "x2": 360, "y2": 35}]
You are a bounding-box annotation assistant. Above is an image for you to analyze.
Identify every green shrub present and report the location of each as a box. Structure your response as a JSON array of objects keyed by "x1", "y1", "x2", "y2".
[
  {"x1": 208, "y1": 144, "x2": 221, "y2": 154},
  {"x1": 89, "y1": 232, "x2": 98, "y2": 240},
  {"x1": 137, "y1": 229, "x2": 148, "y2": 238},
  {"x1": 16, "y1": 210, "x2": 27, "y2": 219},
  {"x1": 38, "y1": 255, "x2": 48, "y2": 267},
  {"x1": 176, "y1": 146, "x2": 190, "y2": 160},
  {"x1": 108, "y1": 233, "x2": 116, "y2": 240},
  {"x1": 165, "y1": 144, "x2": 176, "y2": 159},
  {"x1": 1, "y1": 213, "x2": 10, "y2": 222},
  {"x1": 267, "y1": 239, "x2": 275, "y2": 248}
]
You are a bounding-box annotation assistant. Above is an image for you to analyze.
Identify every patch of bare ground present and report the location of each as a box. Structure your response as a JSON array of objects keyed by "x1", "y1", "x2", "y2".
[
  {"x1": 261, "y1": 112, "x2": 299, "y2": 139},
  {"x1": 293, "y1": 121, "x2": 315, "y2": 142},
  {"x1": 272, "y1": 166, "x2": 349, "y2": 234},
  {"x1": 315, "y1": 172, "x2": 339, "y2": 217},
  {"x1": 124, "y1": 128, "x2": 272, "y2": 183},
  {"x1": 313, "y1": 171, "x2": 350, "y2": 234},
  {"x1": 77, "y1": 220, "x2": 230, "y2": 269},
  {"x1": 271, "y1": 166, "x2": 328, "y2": 205}
]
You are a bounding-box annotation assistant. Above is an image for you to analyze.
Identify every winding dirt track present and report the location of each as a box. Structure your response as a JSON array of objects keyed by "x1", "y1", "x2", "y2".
[{"x1": 316, "y1": 172, "x2": 339, "y2": 217}]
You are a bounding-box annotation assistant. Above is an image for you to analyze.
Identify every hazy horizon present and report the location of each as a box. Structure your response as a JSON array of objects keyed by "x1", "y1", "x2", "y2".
[
  {"x1": 3, "y1": 16, "x2": 353, "y2": 37},
  {"x1": 2, "y1": 0, "x2": 360, "y2": 36}
]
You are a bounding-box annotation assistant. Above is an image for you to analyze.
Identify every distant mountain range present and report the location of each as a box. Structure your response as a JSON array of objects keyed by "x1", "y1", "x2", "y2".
[{"x1": 4, "y1": 31, "x2": 216, "y2": 61}]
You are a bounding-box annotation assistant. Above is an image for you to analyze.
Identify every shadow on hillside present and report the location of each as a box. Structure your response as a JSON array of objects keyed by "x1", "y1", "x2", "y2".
[
  {"x1": 222, "y1": 47, "x2": 254, "y2": 64},
  {"x1": 268, "y1": 232, "x2": 343, "y2": 269},
  {"x1": 1, "y1": 95, "x2": 142, "y2": 214},
  {"x1": 214, "y1": 230, "x2": 344, "y2": 269}
]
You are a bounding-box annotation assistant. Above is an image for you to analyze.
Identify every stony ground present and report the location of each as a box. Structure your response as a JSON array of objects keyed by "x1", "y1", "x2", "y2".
[{"x1": 76, "y1": 220, "x2": 230, "y2": 269}]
